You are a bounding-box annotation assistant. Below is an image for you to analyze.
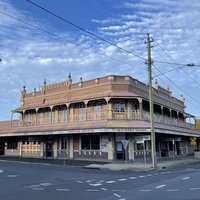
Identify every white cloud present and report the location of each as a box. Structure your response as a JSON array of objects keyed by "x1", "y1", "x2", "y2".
[{"x1": 0, "y1": 0, "x2": 200, "y2": 119}]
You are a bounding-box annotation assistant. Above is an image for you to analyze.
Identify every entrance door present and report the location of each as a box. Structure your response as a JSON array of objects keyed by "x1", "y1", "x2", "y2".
[
  {"x1": 46, "y1": 141, "x2": 53, "y2": 157},
  {"x1": 116, "y1": 142, "x2": 125, "y2": 160},
  {"x1": 176, "y1": 141, "x2": 180, "y2": 155},
  {"x1": 0, "y1": 142, "x2": 5, "y2": 155}
]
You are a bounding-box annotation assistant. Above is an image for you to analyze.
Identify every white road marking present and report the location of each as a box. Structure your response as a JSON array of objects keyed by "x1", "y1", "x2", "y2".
[
  {"x1": 56, "y1": 189, "x2": 70, "y2": 192},
  {"x1": 118, "y1": 179, "x2": 127, "y2": 181},
  {"x1": 105, "y1": 180, "x2": 116, "y2": 184},
  {"x1": 86, "y1": 179, "x2": 96, "y2": 183},
  {"x1": 89, "y1": 183, "x2": 103, "y2": 187},
  {"x1": 112, "y1": 190, "x2": 125, "y2": 192},
  {"x1": 40, "y1": 183, "x2": 53, "y2": 186},
  {"x1": 129, "y1": 177, "x2": 136, "y2": 179},
  {"x1": 156, "y1": 185, "x2": 166, "y2": 189},
  {"x1": 147, "y1": 174, "x2": 152, "y2": 177},
  {"x1": 182, "y1": 177, "x2": 190, "y2": 180},
  {"x1": 77, "y1": 181, "x2": 84, "y2": 184},
  {"x1": 139, "y1": 176, "x2": 145, "y2": 178},
  {"x1": 113, "y1": 193, "x2": 121, "y2": 198},
  {"x1": 189, "y1": 188, "x2": 200, "y2": 190},
  {"x1": 140, "y1": 189, "x2": 151, "y2": 192},
  {"x1": 101, "y1": 188, "x2": 108, "y2": 191},
  {"x1": 7, "y1": 174, "x2": 18, "y2": 178},
  {"x1": 155, "y1": 173, "x2": 159, "y2": 176},
  {"x1": 85, "y1": 189, "x2": 98, "y2": 192},
  {"x1": 30, "y1": 185, "x2": 40, "y2": 188},
  {"x1": 0, "y1": 170, "x2": 4, "y2": 174},
  {"x1": 167, "y1": 189, "x2": 179, "y2": 192},
  {"x1": 32, "y1": 188, "x2": 44, "y2": 190}
]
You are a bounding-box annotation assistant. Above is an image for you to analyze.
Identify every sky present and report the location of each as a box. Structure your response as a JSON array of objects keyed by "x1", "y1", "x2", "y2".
[{"x1": 0, "y1": 0, "x2": 200, "y2": 120}]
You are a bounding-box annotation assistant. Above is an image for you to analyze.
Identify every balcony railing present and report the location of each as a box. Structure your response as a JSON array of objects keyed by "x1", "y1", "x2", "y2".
[{"x1": 11, "y1": 110, "x2": 195, "y2": 129}]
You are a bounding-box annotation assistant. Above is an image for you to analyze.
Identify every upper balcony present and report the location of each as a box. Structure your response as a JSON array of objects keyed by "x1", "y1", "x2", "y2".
[{"x1": 11, "y1": 110, "x2": 195, "y2": 130}]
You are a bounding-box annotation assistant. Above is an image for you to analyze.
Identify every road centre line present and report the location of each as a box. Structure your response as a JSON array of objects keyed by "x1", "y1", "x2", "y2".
[
  {"x1": 118, "y1": 179, "x2": 127, "y2": 181},
  {"x1": 90, "y1": 183, "x2": 103, "y2": 187},
  {"x1": 85, "y1": 189, "x2": 98, "y2": 192},
  {"x1": 0, "y1": 170, "x2": 4, "y2": 174},
  {"x1": 129, "y1": 177, "x2": 136, "y2": 179},
  {"x1": 113, "y1": 193, "x2": 121, "y2": 198},
  {"x1": 106, "y1": 180, "x2": 115, "y2": 183},
  {"x1": 140, "y1": 189, "x2": 151, "y2": 192},
  {"x1": 167, "y1": 189, "x2": 179, "y2": 192},
  {"x1": 182, "y1": 177, "x2": 190, "y2": 180},
  {"x1": 147, "y1": 174, "x2": 152, "y2": 177},
  {"x1": 101, "y1": 188, "x2": 108, "y2": 191},
  {"x1": 32, "y1": 188, "x2": 45, "y2": 190},
  {"x1": 56, "y1": 189, "x2": 70, "y2": 191},
  {"x1": 189, "y1": 188, "x2": 200, "y2": 190},
  {"x1": 139, "y1": 175, "x2": 145, "y2": 178},
  {"x1": 77, "y1": 181, "x2": 84, "y2": 184},
  {"x1": 112, "y1": 190, "x2": 125, "y2": 192},
  {"x1": 7, "y1": 175, "x2": 18, "y2": 178},
  {"x1": 155, "y1": 185, "x2": 166, "y2": 189}
]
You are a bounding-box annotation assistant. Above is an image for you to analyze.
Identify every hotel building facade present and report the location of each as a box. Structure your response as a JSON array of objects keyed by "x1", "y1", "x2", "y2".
[{"x1": 0, "y1": 74, "x2": 199, "y2": 161}]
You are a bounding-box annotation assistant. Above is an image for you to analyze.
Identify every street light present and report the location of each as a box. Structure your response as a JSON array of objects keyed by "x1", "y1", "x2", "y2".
[{"x1": 153, "y1": 63, "x2": 196, "y2": 79}]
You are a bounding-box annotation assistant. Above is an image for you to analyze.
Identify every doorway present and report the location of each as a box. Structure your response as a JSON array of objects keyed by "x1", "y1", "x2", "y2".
[
  {"x1": 116, "y1": 142, "x2": 125, "y2": 160},
  {"x1": 46, "y1": 141, "x2": 53, "y2": 157},
  {"x1": 0, "y1": 142, "x2": 5, "y2": 155}
]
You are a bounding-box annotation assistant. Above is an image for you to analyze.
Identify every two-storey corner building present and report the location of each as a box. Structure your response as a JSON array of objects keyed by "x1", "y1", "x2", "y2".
[{"x1": 0, "y1": 74, "x2": 199, "y2": 162}]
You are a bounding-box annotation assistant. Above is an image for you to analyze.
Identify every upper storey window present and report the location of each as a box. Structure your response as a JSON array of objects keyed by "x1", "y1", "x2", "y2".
[
  {"x1": 92, "y1": 100, "x2": 102, "y2": 113},
  {"x1": 76, "y1": 102, "x2": 86, "y2": 114},
  {"x1": 129, "y1": 100, "x2": 137, "y2": 111},
  {"x1": 113, "y1": 100, "x2": 125, "y2": 112}
]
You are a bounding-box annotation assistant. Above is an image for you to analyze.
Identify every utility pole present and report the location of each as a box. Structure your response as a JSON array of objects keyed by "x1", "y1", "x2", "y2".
[{"x1": 145, "y1": 33, "x2": 157, "y2": 168}]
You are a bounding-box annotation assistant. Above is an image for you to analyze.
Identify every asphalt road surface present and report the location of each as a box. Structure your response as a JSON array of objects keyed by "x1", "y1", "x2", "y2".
[{"x1": 0, "y1": 160, "x2": 200, "y2": 200}]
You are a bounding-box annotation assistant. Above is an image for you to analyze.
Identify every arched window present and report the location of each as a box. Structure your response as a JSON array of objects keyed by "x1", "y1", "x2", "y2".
[
  {"x1": 113, "y1": 100, "x2": 125, "y2": 112},
  {"x1": 129, "y1": 100, "x2": 137, "y2": 111}
]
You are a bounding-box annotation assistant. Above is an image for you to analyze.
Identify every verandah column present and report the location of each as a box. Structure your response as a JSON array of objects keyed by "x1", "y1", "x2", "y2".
[
  {"x1": 69, "y1": 135, "x2": 74, "y2": 159},
  {"x1": 108, "y1": 133, "x2": 114, "y2": 160},
  {"x1": 138, "y1": 97, "x2": 143, "y2": 120}
]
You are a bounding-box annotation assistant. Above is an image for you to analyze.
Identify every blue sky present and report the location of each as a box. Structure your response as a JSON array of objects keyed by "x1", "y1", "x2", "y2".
[{"x1": 0, "y1": 0, "x2": 200, "y2": 120}]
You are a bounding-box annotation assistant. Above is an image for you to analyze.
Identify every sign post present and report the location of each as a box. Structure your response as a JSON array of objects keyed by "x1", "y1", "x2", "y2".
[{"x1": 121, "y1": 140, "x2": 129, "y2": 164}]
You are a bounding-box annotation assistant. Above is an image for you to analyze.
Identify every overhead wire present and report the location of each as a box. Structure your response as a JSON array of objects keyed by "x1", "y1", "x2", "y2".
[
  {"x1": 0, "y1": 10, "x2": 147, "y2": 72},
  {"x1": 26, "y1": 0, "x2": 146, "y2": 61},
  {"x1": 93, "y1": 0, "x2": 200, "y2": 108}
]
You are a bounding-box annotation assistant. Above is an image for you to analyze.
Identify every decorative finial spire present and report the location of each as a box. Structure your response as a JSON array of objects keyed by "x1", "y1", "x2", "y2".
[
  {"x1": 22, "y1": 85, "x2": 26, "y2": 94},
  {"x1": 44, "y1": 78, "x2": 46, "y2": 86},
  {"x1": 68, "y1": 73, "x2": 72, "y2": 83}
]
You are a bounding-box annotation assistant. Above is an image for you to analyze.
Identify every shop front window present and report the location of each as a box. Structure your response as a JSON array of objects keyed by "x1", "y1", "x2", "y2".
[{"x1": 81, "y1": 135, "x2": 100, "y2": 150}]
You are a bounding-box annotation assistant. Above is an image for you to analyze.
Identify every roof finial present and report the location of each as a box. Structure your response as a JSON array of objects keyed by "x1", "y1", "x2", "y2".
[
  {"x1": 68, "y1": 73, "x2": 72, "y2": 83},
  {"x1": 44, "y1": 78, "x2": 46, "y2": 86}
]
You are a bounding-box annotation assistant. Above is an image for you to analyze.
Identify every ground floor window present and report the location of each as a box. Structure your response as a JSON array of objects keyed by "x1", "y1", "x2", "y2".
[
  {"x1": 61, "y1": 137, "x2": 68, "y2": 149},
  {"x1": 7, "y1": 141, "x2": 18, "y2": 149},
  {"x1": 81, "y1": 135, "x2": 100, "y2": 150}
]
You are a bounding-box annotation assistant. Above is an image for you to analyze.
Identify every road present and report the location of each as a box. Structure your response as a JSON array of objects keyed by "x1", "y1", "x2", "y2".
[{"x1": 0, "y1": 160, "x2": 200, "y2": 200}]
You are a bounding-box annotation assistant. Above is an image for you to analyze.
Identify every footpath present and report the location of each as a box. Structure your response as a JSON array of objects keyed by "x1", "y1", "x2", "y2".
[
  {"x1": 84, "y1": 156, "x2": 199, "y2": 171},
  {"x1": 0, "y1": 156, "x2": 199, "y2": 171}
]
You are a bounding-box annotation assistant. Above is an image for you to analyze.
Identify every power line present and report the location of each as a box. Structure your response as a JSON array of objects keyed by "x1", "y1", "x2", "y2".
[
  {"x1": 92, "y1": 0, "x2": 200, "y2": 109},
  {"x1": 153, "y1": 64, "x2": 200, "y2": 107},
  {"x1": 26, "y1": 0, "x2": 146, "y2": 61},
  {"x1": 0, "y1": 10, "x2": 146, "y2": 72},
  {"x1": 94, "y1": 0, "x2": 200, "y2": 67}
]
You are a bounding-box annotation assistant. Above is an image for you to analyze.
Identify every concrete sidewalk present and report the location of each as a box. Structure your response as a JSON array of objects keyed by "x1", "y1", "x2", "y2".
[
  {"x1": 0, "y1": 156, "x2": 199, "y2": 171},
  {"x1": 84, "y1": 156, "x2": 200, "y2": 171}
]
